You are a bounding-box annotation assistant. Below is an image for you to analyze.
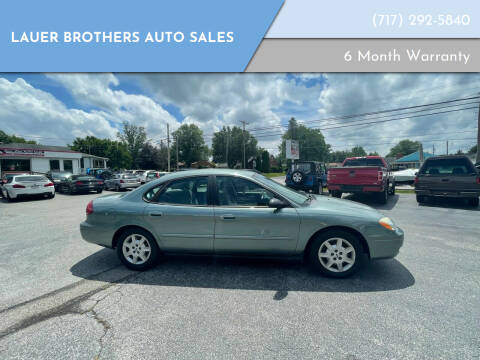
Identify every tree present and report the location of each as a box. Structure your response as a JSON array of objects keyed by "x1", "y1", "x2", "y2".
[
  {"x1": 350, "y1": 146, "x2": 367, "y2": 157},
  {"x1": 387, "y1": 139, "x2": 421, "y2": 158},
  {"x1": 172, "y1": 124, "x2": 209, "y2": 167},
  {"x1": 260, "y1": 149, "x2": 270, "y2": 172},
  {"x1": 70, "y1": 136, "x2": 132, "y2": 169},
  {"x1": 117, "y1": 122, "x2": 148, "y2": 166},
  {"x1": 0, "y1": 130, "x2": 36, "y2": 144},
  {"x1": 368, "y1": 151, "x2": 379, "y2": 156},
  {"x1": 212, "y1": 126, "x2": 258, "y2": 168},
  {"x1": 278, "y1": 118, "x2": 330, "y2": 164},
  {"x1": 468, "y1": 145, "x2": 477, "y2": 154}
]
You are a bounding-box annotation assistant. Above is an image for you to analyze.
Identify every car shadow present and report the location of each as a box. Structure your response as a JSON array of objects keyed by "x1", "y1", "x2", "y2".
[
  {"x1": 418, "y1": 197, "x2": 480, "y2": 211},
  {"x1": 342, "y1": 193, "x2": 400, "y2": 210},
  {"x1": 71, "y1": 249, "x2": 415, "y2": 299}
]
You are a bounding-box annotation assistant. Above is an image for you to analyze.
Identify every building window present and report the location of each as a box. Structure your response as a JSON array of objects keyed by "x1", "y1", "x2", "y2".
[
  {"x1": 80, "y1": 158, "x2": 84, "y2": 169},
  {"x1": 1, "y1": 159, "x2": 31, "y2": 172},
  {"x1": 50, "y1": 160, "x2": 60, "y2": 171},
  {"x1": 63, "y1": 160, "x2": 73, "y2": 172},
  {"x1": 93, "y1": 159, "x2": 104, "y2": 168}
]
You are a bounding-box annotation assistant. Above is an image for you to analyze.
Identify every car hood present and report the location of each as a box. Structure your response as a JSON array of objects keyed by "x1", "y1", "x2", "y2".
[{"x1": 302, "y1": 195, "x2": 383, "y2": 220}]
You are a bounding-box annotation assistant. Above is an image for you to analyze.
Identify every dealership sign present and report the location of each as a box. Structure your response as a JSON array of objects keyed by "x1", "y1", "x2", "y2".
[
  {"x1": 0, "y1": 148, "x2": 45, "y2": 157},
  {"x1": 285, "y1": 140, "x2": 299, "y2": 160}
]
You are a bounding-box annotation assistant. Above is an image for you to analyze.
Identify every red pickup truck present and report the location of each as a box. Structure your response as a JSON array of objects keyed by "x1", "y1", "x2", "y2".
[{"x1": 327, "y1": 156, "x2": 395, "y2": 204}]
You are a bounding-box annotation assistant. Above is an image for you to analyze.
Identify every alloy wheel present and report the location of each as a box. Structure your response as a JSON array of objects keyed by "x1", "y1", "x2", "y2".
[
  {"x1": 122, "y1": 234, "x2": 152, "y2": 265},
  {"x1": 317, "y1": 237, "x2": 356, "y2": 273}
]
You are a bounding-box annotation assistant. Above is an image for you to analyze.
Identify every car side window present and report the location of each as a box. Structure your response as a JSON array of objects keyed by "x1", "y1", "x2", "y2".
[
  {"x1": 155, "y1": 177, "x2": 208, "y2": 206},
  {"x1": 216, "y1": 176, "x2": 275, "y2": 207}
]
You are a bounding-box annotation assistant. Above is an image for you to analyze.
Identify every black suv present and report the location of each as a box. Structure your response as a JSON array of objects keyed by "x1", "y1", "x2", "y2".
[{"x1": 285, "y1": 161, "x2": 327, "y2": 194}]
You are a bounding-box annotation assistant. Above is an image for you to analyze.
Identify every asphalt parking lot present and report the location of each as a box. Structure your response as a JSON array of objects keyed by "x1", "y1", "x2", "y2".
[{"x1": 0, "y1": 190, "x2": 479, "y2": 359}]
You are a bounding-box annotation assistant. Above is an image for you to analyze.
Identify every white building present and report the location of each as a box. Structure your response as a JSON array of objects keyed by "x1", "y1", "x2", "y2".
[{"x1": 0, "y1": 143, "x2": 108, "y2": 176}]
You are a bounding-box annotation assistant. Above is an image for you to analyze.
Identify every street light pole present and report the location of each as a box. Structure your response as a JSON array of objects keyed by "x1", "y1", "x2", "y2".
[{"x1": 167, "y1": 123, "x2": 170, "y2": 172}]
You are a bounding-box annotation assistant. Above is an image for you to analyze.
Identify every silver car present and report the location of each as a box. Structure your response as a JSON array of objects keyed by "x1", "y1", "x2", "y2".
[
  {"x1": 80, "y1": 169, "x2": 404, "y2": 277},
  {"x1": 104, "y1": 174, "x2": 141, "y2": 191}
]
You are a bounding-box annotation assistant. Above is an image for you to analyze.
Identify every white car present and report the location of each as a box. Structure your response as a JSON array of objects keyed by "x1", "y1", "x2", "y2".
[
  {"x1": 1, "y1": 174, "x2": 55, "y2": 202},
  {"x1": 393, "y1": 168, "x2": 418, "y2": 183},
  {"x1": 139, "y1": 170, "x2": 163, "y2": 184}
]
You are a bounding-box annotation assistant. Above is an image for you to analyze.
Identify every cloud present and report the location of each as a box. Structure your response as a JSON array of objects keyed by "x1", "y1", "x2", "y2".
[
  {"x1": 0, "y1": 73, "x2": 478, "y2": 156},
  {"x1": 0, "y1": 77, "x2": 116, "y2": 144}
]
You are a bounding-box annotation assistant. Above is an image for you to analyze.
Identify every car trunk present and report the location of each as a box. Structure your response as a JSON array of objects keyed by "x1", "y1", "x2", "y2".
[
  {"x1": 328, "y1": 166, "x2": 382, "y2": 186},
  {"x1": 416, "y1": 173, "x2": 479, "y2": 192}
]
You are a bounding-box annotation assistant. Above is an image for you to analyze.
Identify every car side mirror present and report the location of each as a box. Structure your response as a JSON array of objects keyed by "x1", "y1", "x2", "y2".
[
  {"x1": 268, "y1": 198, "x2": 288, "y2": 209},
  {"x1": 414, "y1": 172, "x2": 418, "y2": 176}
]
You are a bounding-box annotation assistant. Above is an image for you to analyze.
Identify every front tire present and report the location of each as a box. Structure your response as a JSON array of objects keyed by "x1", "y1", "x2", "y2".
[
  {"x1": 116, "y1": 228, "x2": 160, "y2": 271},
  {"x1": 330, "y1": 190, "x2": 341, "y2": 198},
  {"x1": 307, "y1": 230, "x2": 362, "y2": 278},
  {"x1": 416, "y1": 194, "x2": 426, "y2": 204},
  {"x1": 378, "y1": 187, "x2": 388, "y2": 204}
]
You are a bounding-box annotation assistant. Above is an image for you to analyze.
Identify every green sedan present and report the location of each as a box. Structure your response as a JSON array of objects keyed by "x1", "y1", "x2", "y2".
[{"x1": 80, "y1": 169, "x2": 404, "y2": 277}]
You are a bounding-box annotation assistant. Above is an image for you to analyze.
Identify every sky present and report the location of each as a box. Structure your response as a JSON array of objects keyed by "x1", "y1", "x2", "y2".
[{"x1": 0, "y1": 73, "x2": 479, "y2": 156}]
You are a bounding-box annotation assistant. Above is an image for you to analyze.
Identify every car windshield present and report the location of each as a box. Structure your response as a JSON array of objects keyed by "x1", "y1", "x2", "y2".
[
  {"x1": 420, "y1": 158, "x2": 476, "y2": 175},
  {"x1": 252, "y1": 173, "x2": 308, "y2": 205},
  {"x1": 15, "y1": 176, "x2": 47, "y2": 182},
  {"x1": 343, "y1": 158, "x2": 384, "y2": 167},
  {"x1": 291, "y1": 162, "x2": 312, "y2": 174}
]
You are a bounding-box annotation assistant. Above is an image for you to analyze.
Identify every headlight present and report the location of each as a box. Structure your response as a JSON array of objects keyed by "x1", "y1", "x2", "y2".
[{"x1": 379, "y1": 217, "x2": 396, "y2": 231}]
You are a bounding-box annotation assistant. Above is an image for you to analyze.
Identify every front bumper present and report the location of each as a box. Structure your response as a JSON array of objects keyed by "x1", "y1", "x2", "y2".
[
  {"x1": 367, "y1": 226, "x2": 404, "y2": 259},
  {"x1": 415, "y1": 189, "x2": 480, "y2": 198}
]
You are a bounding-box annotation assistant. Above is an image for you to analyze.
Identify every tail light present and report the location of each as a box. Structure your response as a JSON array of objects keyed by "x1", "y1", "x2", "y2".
[
  {"x1": 86, "y1": 200, "x2": 94, "y2": 215},
  {"x1": 377, "y1": 171, "x2": 383, "y2": 182},
  {"x1": 44, "y1": 182, "x2": 54, "y2": 187},
  {"x1": 75, "y1": 181, "x2": 84, "y2": 185},
  {"x1": 97, "y1": 181, "x2": 103, "y2": 185},
  {"x1": 156, "y1": 173, "x2": 159, "y2": 178},
  {"x1": 414, "y1": 177, "x2": 419, "y2": 184},
  {"x1": 476, "y1": 177, "x2": 480, "y2": 185},
  {"x1": 120, "y1": 180, "x2": 124, "y2": 183},
  {"x1": 13, "y1": 184, "x2": 25, "y2": 188}
]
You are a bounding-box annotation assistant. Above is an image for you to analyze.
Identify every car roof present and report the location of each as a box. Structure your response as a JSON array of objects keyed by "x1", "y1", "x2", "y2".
[
  {"x1": 425, "y1": 155, "x2": 471, "y2": 160},
  {"x1": 154, "y1": 169, "x2": 257, "y2": 181}
]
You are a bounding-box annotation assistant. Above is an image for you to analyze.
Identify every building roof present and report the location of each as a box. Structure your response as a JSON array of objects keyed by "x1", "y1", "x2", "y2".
[
  {"x1": 81, "y1": 153, "x2": 109, "y2": 160},
  {"x1": 395, "y1": 150, "x2": 434, "y2": 163},
  {"x1": 0, "y1": 142, "x2": 74, "y2": 152}
]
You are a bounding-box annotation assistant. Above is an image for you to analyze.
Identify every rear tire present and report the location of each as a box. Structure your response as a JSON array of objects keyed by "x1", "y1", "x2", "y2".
[
  {"x1": 378, "y1": 187, "x2": 388, "y2": 204},
  {"x1": 115, "y1": 184, "x2": 120, "y2": 192},
  {"x1": 116, "y1": 228, "x2": 160, "y2": 271},
  {"x1": 48, "y1": 193, "x2": 55, "y2": 199},
  {"x1": 416, "y1": 194, "x2": 426, "y2": 204},
  {"x1": 97, "y1": 189, "x2": 103, "y2": 194},
  {"x1": 307, "y1": 230, "x2": 362, "y2": 278},
  {"x1": 469, "y1": 197, "x2": 479, "y2": 207},
  {"x1": 330, "y1": 190, "x2": 342, "y2": 198},
  {"x1": 6, "y1": 191, "x2": 14, "y2": 202},
  {"x1": 389, "y1": 182, "x2": 396, "y2": 195}
]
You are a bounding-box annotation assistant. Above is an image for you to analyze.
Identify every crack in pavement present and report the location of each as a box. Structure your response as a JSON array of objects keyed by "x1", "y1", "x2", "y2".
[{"x1": 0, "y1": 267, "x2": 139, "y2": 340}]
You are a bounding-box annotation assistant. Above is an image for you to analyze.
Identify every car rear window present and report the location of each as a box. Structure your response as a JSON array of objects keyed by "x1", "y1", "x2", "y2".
[
  {"x1": 343, "y1": 158, "x2": 384, "y2": 167},
  {"x1": 420, "y1": 158, "x2": 476, "y2": 175},
  {"x1": 291, "y1": 163, "x2": 312, "y2": 174},
  {"x1": 15, "y1": 176, "x2": 47, "y2": 182}
]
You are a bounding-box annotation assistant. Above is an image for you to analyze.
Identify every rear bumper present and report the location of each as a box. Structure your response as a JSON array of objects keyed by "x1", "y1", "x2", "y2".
[
  {"x1": 327, "y1": 184, "x2": 384, "y2": 193},
  {"x1": 120, "y1": 182, "x2": 140, "y2": 188},
  {"x1": 286, "y1": 183, "x2": 316, "y2": 190},
  {"x1": 415, "y1": 189, "x2": 480, "y2": 198},
  {"x1": 80, "y1": 221, "x2": 114, "y2": 248},
  {"x1": 7, "y1": 187, "x2": 54, "y2": 199},
  {"x1": 73, "y1": 185, "x2": 103, "y2": 192}
]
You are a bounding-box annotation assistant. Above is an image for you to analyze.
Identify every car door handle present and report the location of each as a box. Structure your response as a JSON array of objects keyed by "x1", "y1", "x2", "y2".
[
  {"x1": 221, "y1": 214, "x2": 235, "y2": 220},
  {"x1": 149, "y1": 212, "x2": 163, "y2": 217}
]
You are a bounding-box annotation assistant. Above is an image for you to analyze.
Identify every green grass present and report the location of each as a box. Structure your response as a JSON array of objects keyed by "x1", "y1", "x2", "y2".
[
  {"x1": 395, "y1": 189, "x2": 415, "y2": 194},
  {"x1": 263, "y1": 172, "x2": 286, "y2": 178}
]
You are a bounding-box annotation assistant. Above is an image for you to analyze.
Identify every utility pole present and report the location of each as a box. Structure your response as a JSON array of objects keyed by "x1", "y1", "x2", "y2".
[
  {"x1": 225, "y1": 128, "x2": 229, "y2": 168},
  {"x1": 167, "y1": 123, "x2": 171, "y2": 172},
  {"x1": 176, "y1": 134, "x2": 179, "y2": 171},
  {"x1": 432, "y1": 143, "x2": 435, "y2": 156},
  {"x1": 476, "y1": 99, "x2": 480, "y2": 163},
  {"x1": 240, "y1": 120, "x2": 248, "y2": 168},
  {"x1": 446, "y1": 140, "x2": 449, "y2": 155}
]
